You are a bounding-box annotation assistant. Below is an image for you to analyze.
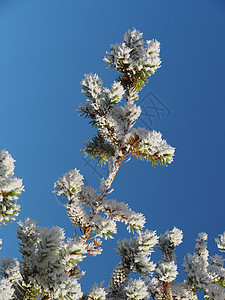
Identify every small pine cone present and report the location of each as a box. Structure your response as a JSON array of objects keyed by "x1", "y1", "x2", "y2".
[{"x1": 110, "y1": 262, "x2": 130, "y2": 292}]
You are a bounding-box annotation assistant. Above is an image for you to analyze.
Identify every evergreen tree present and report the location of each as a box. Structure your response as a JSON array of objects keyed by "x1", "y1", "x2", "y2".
[{"x1": 0, "y1": 29, "x2": 224, "y2": 299}]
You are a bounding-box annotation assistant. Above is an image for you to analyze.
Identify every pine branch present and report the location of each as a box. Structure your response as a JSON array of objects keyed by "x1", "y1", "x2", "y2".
[
  {"x1": 162, "y1": 282, "x2": 172, "y2": 300},
  {"x1": 84, "y1": 132, "x2": 115, "y2": 165},
  {"x1": 19, "y1": 285, "x2": 41, "y2": 300},
  {"x1": 126, "y1": 132, "x2": 173, "y2": 166}
]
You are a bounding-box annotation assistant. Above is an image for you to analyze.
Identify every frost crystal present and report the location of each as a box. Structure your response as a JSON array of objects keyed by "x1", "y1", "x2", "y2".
[
  {"x1": 125, "y1": 278, "x2": 149, "y2": 300},
  {"x1": 0, "y1": 278, "x2": 14, "y2": 300},
  {"x1": 156, "y1": 261, "x2": 178, "y2": 283},
  {"x1": 0, "y1": 257, "x2": 21, "y2": 282},
  {"x1": 126, "y1": 128, "x2": 175, "y2": 165},
  {"x1": 81, "y1": 73, "x2": 103, "y2": 101},
  {"x1": 167, "y1": 227, "x2": 183, "y2": 247},
  {"x1": 63, "y1": 238, "x2": 86, "y2": 270},
  {"x1": 216, "y1": 232, "x2": 225, "y2": 253},
  {"x1": 91, "y1": 215, "x2": 117, "y2": 239},
  {"x1": 103, "y1": 199, "x2": 145, "y2": 232},
  {"x1": 0, "y1": 150, "x2": 24, "y2": 226},
  {"x1": 80, "y1": 185, "x2": 99, "y2": 208},
  {"x1": 104, "y1": 28, "x2": 161, "y2": 78},
  {"x1": 66, "y1": 197, "x2": 89, "y2": 227},
  {"x1": 170, "y1": 282, "x2": 197, "y2": 300},
  {"x1": 87, "y1": 283, "x2": 107, "y2": 300},
  {"x1": 54, "y1": 168, "x2": 84, "y2": 200},
  {"x1": 0, "y1": 150, "x2": 15, "y2": 177},
  {"x1": 106, "y1": 81, "x2": 124, "y2": 103},
  {"x1": 17, "y1": 218, "x2": 84, "y2": 299},
  {"x1": 137, "y1": 229, "x2": 159, "y2": 253},
  {"x1": 183, "y1": 232, "x2": 211, "y2": 289},
  {"x1": 205, "y1": 283, "x2": 225, "y2": 300}
]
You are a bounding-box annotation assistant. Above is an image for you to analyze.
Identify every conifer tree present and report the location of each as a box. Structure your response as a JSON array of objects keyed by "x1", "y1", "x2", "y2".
[{"x1": 0, "y1": 28, "x2": 224, "y2": 299}]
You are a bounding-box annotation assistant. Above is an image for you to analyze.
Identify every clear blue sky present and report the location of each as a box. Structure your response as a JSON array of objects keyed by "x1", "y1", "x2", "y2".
[{"x1": 0, "y1": 0, "x2": 225, "y2": 292}]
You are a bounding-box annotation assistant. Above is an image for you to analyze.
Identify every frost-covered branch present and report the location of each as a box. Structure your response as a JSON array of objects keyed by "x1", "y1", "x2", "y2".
[
  {"x1": 0, "y1": 150, "x2": 24, "y2": 228},
  {"x1": 0, "y1": 28, "x2": 224, "y2": 300}
]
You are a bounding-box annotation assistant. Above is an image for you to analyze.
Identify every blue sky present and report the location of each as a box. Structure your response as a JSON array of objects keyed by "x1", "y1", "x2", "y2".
[{"x1": 0, "y1": 0, "x2": 225, "y2": 293}]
